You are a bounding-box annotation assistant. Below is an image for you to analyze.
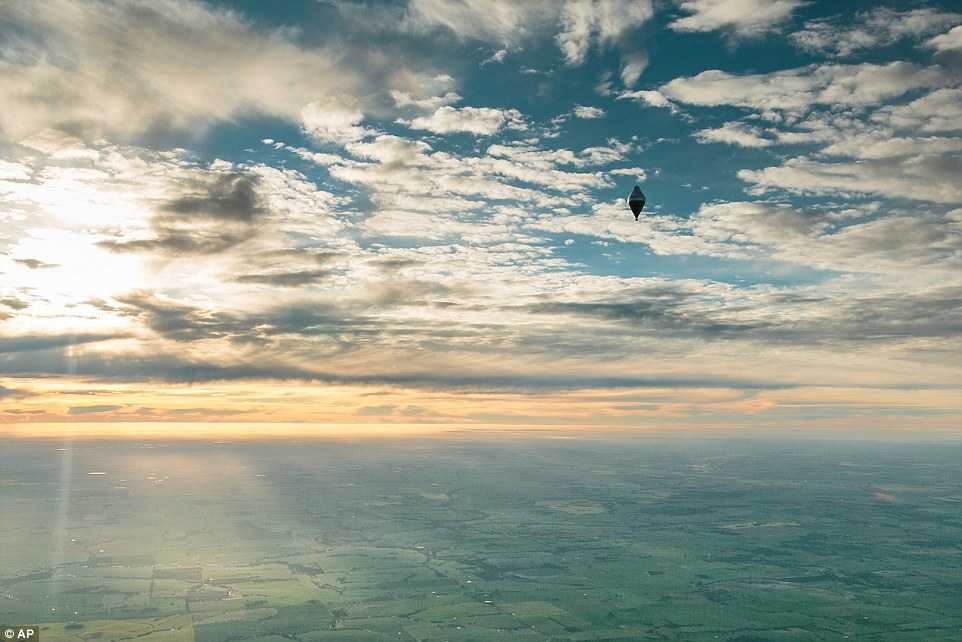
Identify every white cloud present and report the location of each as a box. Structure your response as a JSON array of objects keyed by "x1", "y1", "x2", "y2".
[
  {"x1": 618, "y1": 90, "x2": 678, "y2": 111},
  {"x1": 360, "y1": 211, "x2": 478, "y2": 241},
  {"x1": 694, "y1": 122, "x2": 773, "y2": 147},
  {"x1": 482, "y1": 49, "x2": 509, "y2": 66},
  {"x1": 0, "y1": 0, "x2": 369, "y2": 141},
  {"x1": 390, "y1": 90, "x2": 462, "y2": 111},
  {"x1": 669, "y1": 0, "x2": 805, "y2": 37},
  {"x1": 739, "y1": 156, "x2": 962, "y2": 205},
  {"x1": 346, "y1": 136, "x2": 433, "y2": 166},
  {"x1": 573, "y1": 105, "x2": 606, "y2": 119},
  {"x1": 531, "y1": 198, "x2": 962, "y2": 280},
  {"x1": 0, "y1": 160, "x2": 32, "y2": 181},
  {"x1": 402, "y1": 106, "x2": 524, "y2": 135},
  {"x1": 556, "y1": 0, "x2": 595, "y2": 66},
  {"x1": 875, "y1": 88, "x2": 962, "y2": 134},
  {"x1": 688, "y1": 202, "x2": 830, "y2": 248},
  {"x1": 927, "y1": 24, "x2": 962, "y2": 52},
  {"x1": 821, "y1": 135, "x2": 962, "y2": 160},
  {"x1": 792, "y1": 8, "x2": 962, "y2": 57},
  {"x1": 660, "y1": 62, "x2": 950, "y2": 113},
  {"x1": 405, "y1": 0, "x2": 655, "y2": 86},
  {"x1": 301, "y1": 99, "x2": 373, "y2": 145},
  {"x1": 556, "y1": 0, "x2": 655, "y2": 85},
  {"x1": 608, "y1": 167, "x2": 647, "y2": 182}
]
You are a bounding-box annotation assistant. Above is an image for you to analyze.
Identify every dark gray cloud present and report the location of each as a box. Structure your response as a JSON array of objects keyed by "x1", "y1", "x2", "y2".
[
  {"x1": 513, "y1": 281, "x2": 962, "y2": 352},
  {"x1": 67, "y1": 405, "x2": 122, "y2": 415},
  {"x1": 0, "y1": 384, "x2": 30, "y2": 399},
  {"x1": 0, "y1": 332, "x2": 123, "y2": 354},
  {"x1": 1, "y1": 296, "x2": 30, "y2": 311},
  {"x1": 528, "y1": 300, "x2": 761, "y2": 337},
  {"x1": 828, "y1": 285, "x2": 962, "y2": 341},
  {"x1": 99, "y1": 173, "x2": 267, "y2": 256},
  {"x1": 113, "y1": 291, "x2": 239, "y2": 343},
  {"x1": 13, "y1": 258, "x2": 60, "y2": 269},
  {"x1": 235, "y1": 269, "x2": 335, "y2": 287},
  {"x1": 162, "y1": 173, "x2": 265, "y2": 223}
]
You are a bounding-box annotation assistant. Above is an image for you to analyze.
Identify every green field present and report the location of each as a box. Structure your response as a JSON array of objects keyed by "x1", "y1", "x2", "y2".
[{"x1": 2, "y1": 434, "x2": 961, "y2": 640}]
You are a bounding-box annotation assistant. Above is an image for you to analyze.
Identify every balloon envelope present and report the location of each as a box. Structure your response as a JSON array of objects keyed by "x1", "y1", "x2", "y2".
[{"x1": 627, "y1": 186, "x2": 646, "y2": 220}]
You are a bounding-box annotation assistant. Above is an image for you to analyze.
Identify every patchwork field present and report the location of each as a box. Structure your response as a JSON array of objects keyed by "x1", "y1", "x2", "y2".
[{"x1": 2, "y1": 434, "x2": 961, "y2": 640}]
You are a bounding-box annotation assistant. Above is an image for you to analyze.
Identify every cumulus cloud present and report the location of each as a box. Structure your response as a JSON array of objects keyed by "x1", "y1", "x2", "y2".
[
  {"x1": 618, "y1": 89, "x2": 679, "y2": 113},
  {"x1": 669, "y1": 0, "x2": 805, "y2": 37},
  {"x1": 301, "y1": 99, "x2": 375, "y2": 145},
  {"x1": 402, "y1": 106, "x2": 525, "y2": 135},
  {"x1": 927, "y1": 24, "x2": 962, "y2": 52},
  {"x1": 573, "y1": 105, "x2": 606, "y2": 119},
  {"x1": 694, "y1": 122, "x2": 773, "y2": 147}
]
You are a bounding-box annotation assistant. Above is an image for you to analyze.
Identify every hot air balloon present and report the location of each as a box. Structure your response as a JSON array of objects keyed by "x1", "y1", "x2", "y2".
[{"x1": 627, "y1": 186, "x2": 646, "y2": 220}]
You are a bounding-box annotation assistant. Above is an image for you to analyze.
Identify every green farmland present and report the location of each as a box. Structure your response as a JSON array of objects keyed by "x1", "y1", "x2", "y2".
[{"x1": 2, "y1": 434, "x2": 961, "y2": 640}]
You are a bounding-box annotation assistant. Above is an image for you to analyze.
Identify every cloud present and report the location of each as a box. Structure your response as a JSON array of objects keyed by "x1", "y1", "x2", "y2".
[
  {"x1": 791, "y1": 7, "x2": 962, "y2": 58},
  {"x1": 669, "y1": 0, "x2": 805, "y2": 37},
  {"x1": 573, "y1": 105, "x2": 606, "y2": 119},
  {"x1": 0, "y1": 332, "x2": 124, "y2": 354},
  {"x1": 618, "y1": 89, "x2": 679, "y2": 112},
  {"x1": 402, "y1": 105, "x2": 524, "y2": 135},
  {"x1": 285, "y1": 127, "x2": 625, "y2": 246},
  {"x1": 659, "y1": 62, "x2": 951, "y2": 113},
  {"x1": 234, "y1": 269, "x2": 335, "y2": 288},
  {"x1": 556, "y1": 0, "x2": 654, "y2": 85},
  {"x1": 14, "y1": 258, "x2": 60, "y2": 270},
  {"x1": 391, "y1": 89, "x2": 462, "y2": 111},
  {"x1": 482, "y1": 49, "x2": 509, "y2": 66},
  {"x1": 0, "y1": 0, "x2": 371, "y2": 141},
  {"x1": 405, "y1": 0, "x2": 654, "y2": 86},
  {"x1": 67, "y1": 405, "x2": 123, "y2": 415},
  {"x1": 0, "y1": 385, "x2": 30, "y2": 400},
  {"x1": 301, "y1": 99, "x2": 373, "y2": 145},
  {"x1": 408, "y1": 0, "x2": 554, "y2": 45},
  {"x1": 874, "y1": 88, "x2": 962, "y2": 134},
  {"x1": 2, "y1": 1, "x2": 958, "y2": 418},
  {"x1": 0, "y1": 160, "x2": 33, "y2": 180},
  {"x1": 99, "y1": 173, "x2": 267, "y2": 256},
  {"x1": 678, "y1": 202, "x2": 962, "y2": 276},
  {"x1": 739, "y1": 156, "x2": 962, "y2": 205},
  {"x1": 927, "y1": 24, "x2": 962, "y2": 52},
  {"x1": 820, "y1": 135, "x2": 962, "y2": 160},
  {"x1": 694, "y1": 122, "x2": 773, "y2": 147}
]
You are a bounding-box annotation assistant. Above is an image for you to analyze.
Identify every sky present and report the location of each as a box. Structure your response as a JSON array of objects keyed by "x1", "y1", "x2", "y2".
[{"x1": 1, "y1": 0, "x2": 961, "y2": 435}]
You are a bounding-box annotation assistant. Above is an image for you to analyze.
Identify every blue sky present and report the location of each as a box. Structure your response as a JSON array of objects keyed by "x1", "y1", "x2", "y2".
[{"x1": 1, "y1": 0, "x2": 961, "y2": 432}]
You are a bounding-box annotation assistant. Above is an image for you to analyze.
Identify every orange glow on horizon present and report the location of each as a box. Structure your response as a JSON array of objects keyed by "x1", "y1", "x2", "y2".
[
  {"x1": 2, "y1": 420, "x2": 961, "y2": 442},
  {"x1": 0, "y1": 421, "x2": 623, "y2": 441}
]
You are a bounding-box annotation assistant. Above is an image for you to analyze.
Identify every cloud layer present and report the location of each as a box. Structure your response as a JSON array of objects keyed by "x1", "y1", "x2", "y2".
[{"x1": 2, "y1": 0, "x2": 961, "y2": 430}]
